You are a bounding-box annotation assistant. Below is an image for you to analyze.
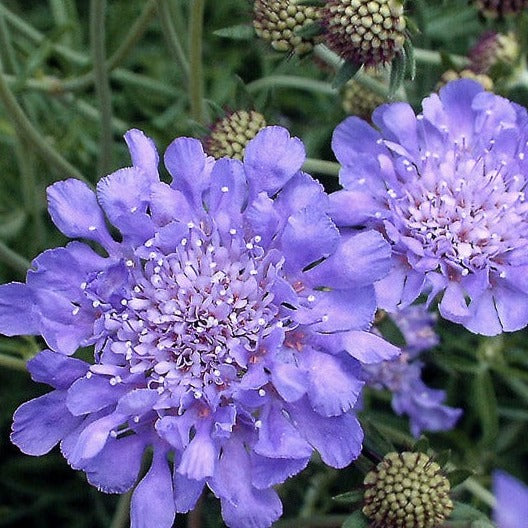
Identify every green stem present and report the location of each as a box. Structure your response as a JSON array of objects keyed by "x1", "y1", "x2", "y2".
[
  {"x1": 414, "y1": 47, "x2": 468, "y2": 69},
  {"x1": 247, "y1": 75, "x2": 336, "y2": 96},
  {"x1": 90, "y1": 0, "x2": 113, "y2": 176},
  {"x1": 463, "y1": 477, "x2": 496, "y2": 509},
  {"x1": 0, "y1": 57, "x2": 88, "y2": 183},
  {"x1": 109, "y1": 491, "x2": 132, "y2": 528},
  {"x1": 157, "y1": 1, "x2": 190, "y2": 82},
  {"x1": 62, "y1": 0, "x2": 159, "y2": 92},
  {"x1": 0, "y1": 352, "x2": 27, "y2": 372},
  {"x1": 302, "y1": 158, "x2": 340, "y2": 177},
  {"x1": 188, "y1": 0, "x2": 206, "y2": 124},
  {"x1": 0, "y1": 9, "x2": 19, "y2": 75},
  {"x1": 0, "y1": 3, "x2": 89, "y2": 66},
  {"x1": 0, "y1": 240, "x2": 31, "y2": 275}
]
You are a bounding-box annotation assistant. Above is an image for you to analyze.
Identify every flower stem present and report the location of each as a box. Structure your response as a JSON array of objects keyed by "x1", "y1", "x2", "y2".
[
  {"x1": 414, "y1": 47, "x2": 468, "y2": 68},
  {"x1": 188, "y1": 0, "x2": 206, "y2": 124},
  {"x1": 0, "y1": 57, "x2": 88, "y2": 183},
  {"x1": 463, "y1": 477, "x2": 496, "y2": 509},
  {"x1": 0, "y1": 352, "x2": 27, "y2": 372},
  {"x1": 109, "y1": 491, "x2": 132, "y2": 528},
  {"x1": 247, "y1": 75, "x2": 336, "y2": 96},
  {"x1": 90, "y1": 0, "x2": 113, "y2": 177},
  {"x1": 0, "y1": 240, "x2": 30, "y2": 275},
  {"x1": 157, "y1": 0, "x2": 190, "y2": 82},
  {"x1": 302, "y1": 158, "x2": 340, "y2": 177}
]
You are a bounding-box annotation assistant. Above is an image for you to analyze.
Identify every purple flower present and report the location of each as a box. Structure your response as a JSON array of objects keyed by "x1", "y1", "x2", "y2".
[
  {"x1": 331, "y1": 79, "x2": 528, "y2": 335},
  {"x1": 493, "y1": 470, "x2": 528, "y2": 528},
  {"x1": 365, "y1": 306, "x2": 462, "y2": 437},
  {"x1": 1, "y1": 127, "x2": 398, "y2": 528}
]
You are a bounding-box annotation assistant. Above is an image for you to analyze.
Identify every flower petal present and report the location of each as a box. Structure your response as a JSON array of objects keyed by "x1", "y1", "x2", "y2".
[
  {"x1": 124, "y1": 129, "x2": 160, "y2": 181},
  {"x1": 28, "y1": 349, "x2": 89, "y2": 389},
  {"x1": 0, "y1": 282, "x2": 38, "y2": 336}
]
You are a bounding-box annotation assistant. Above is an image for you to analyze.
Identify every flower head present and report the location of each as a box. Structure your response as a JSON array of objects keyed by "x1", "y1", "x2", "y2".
[
  {"x1": 363, "y1": 451, "x2": 453, "y2": 528},
  {"x1": 203, "y1": 110, "x2": 267, "y2": 160},
  {"x1": 253, "y1": 0, "x2": 322, "y2": 55},
  {"x1": 321, "y1": 0, "x2": 407, "y2": 67},
  {"x1": 331, "y1": 79, "x2": 528, "y2": 335},
  {"x1": 493, "y1": 470, "x2": 528, "y2": 528},
  {"x1": 2, "y1": 127, "x2": 397, "y2": 528},
  {"x1": 366, "y1": 306, "x2": 461, "y2": 437},
  {"x1": 476, "y1": 0, "x2": 528, "y2": 17}
]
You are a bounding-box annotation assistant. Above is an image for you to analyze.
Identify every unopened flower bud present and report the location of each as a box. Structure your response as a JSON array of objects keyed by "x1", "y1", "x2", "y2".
[
  {"x1": 469, "y1": 31, "x2": 519, "y2": 76},
  {"x1": 342, "y1": 71, "x2": 386, "y2": 120},
  {"x1": 321, "y1": 0, "x2": 407, "y2": 67},
  {"x1": 203, "y1": 110, "x2": 267, "y2": 160},
  {"x1": 253, "y1": 0, "x2": 322, "y2": 55},
  {"x1": 476, "y1": 0, "x2": 528, "y2": 17},
  {"x1": 437, "y1": 69, "x2": 493, "y2": 92},
  {"x1": 363, "y1": 451, "x2": 453, "y2": 528}
]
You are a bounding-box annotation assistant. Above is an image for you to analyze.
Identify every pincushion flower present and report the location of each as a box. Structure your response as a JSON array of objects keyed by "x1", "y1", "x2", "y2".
[
  {"x1": 0, "y1": 127, "x2": 397, "y2": 528},
  {"x1": 331, "y1": 79, "x2": 528, "y2": 336},
  {"x1": 366, "y1": 306, "x2": 462, "y2": 437}
]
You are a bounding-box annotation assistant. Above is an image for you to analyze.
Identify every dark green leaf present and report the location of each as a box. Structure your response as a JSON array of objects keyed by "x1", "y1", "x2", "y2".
[
  {"x1": 332, "y1": 61, "x2": 361, "y2": 90},
  {"x1": 342, "y1": 510, "x2": 369, "y2": 528},
  {"x1": 333, "y1": 489, "x2": 364, "y2": 505},
  {"x1": 389, "y1": 51, "x2": 406, "y2": 97},
  {"x1": 362, "y1": 419, "x2": 396, "y2": 458},
  {"x1": 213, "y1": 25, "x2": 255, "y2": 41},
  {"x1": 447, "y1": 469, "x2": 474, "y2": 488},
  {"x1": 403, "y1": 38, "x2": 416, "y2": 80},
  {"x1": 0, "y1": 209, "x2": 26, "y2": 239},
  {"x1": 472, "y1": 368, "x2": 499, "y2": 445},
  {"x1": 413, "y1": 436, "x2": 430, "y2": 454},
  {"x1": 434, "y1": 449, "x2": 451, "y2": 468}
]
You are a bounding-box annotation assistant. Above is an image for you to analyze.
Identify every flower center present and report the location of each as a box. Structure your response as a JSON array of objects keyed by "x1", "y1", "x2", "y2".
[
  {"x1": 89, "y1": 223, "x2": 284, "y2": 409},
  {"x1": 389, "y1": 143, "x2": 528, "y2": 274}
]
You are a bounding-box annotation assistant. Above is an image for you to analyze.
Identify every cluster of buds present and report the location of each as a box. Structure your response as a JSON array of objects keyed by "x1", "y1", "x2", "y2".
[
  {"x1": 363, "y1": 452, "x2": 453, "y2": 528},
  {"x1": 203, "y1": 110, "x2": 267, "y2": 160},
  {"x1": 476, "y1": 0, "x2": 528, "y2": 17},
  {"x1": 436, "y1": 68, "x2": 493, "y2": 92},
  {"x1": 321, "y1": 0, "x2": 407, "y2": 67},
  {"x1": 253, "y1": 0, "x2": 322, "y2": 55},
  {"x1": 341, "y1": 72, "x2": 386, "y2": 120}
]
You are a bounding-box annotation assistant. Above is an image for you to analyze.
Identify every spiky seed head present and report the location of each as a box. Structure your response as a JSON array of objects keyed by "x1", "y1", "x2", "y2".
[
  {"x1": 203, "y1": 110, "x2": 267, "y2": 160},
  {"x1": 253, "y1": 0, "x2": 322, "y2": 55},
  {"x1": 321, "y1": 0, "x2": 407, "y2": 67},
  {"x1": 476, "y1": 0, "x2": 528, "y2": 17},
  {"x1": 436, "y1": 69, "x2": 494, "y2": 92},
  {"x1": 363, "y1": 452, "x2": 453, "y2": 528}
]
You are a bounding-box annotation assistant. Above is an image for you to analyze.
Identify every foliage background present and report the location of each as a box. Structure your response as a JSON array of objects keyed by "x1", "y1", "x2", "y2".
[{"x1": 0, "y1": 1, "x2": 527, "y2": 526}]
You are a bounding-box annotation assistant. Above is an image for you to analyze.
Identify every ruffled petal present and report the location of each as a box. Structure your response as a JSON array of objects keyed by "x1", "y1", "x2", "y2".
[
  {"x1": 250, "y1": 453, "x2": 309, "y2": 489},
  {"x1": 124, "y1": 129, "x2": 160, "y2": 181},
  {"x1": 149, "y1": 182, "x2": 194, "y2": 226},
  {"x1": 281, "y1": 206, "x2": 339, "y2": 273},
  {"x1": 67, "y1": 375, "x2": 127, "y2": 415},
  {"x1": 303, "y1": 349, "x2": 364, "y2": 416},
  {"x1": 178, "y1": 427, "x2": 218, "y2": 480},
  {"x1": 0, "y1": 282, "x2": 38, "y2": 336},
  {"x1": 373, "y1": 102, "x2": 418, "y2": 156},
  {"x1": 329, "y1": 189, "x2": 384, "y2": 226},
  {"x1": 287, "y1": 397, "x2": 363, "y2": 468},
  {"x1": 131, "y1": 449, "x2": 175, "y2": 528},
  {"x1": 28, "y1": 349, "x2": 89, "y2": 389},
  {"x1": 84, "y1": 432, "x2": 146, "y2": 493},
  {"x1": 47, "y1": 179, "x2": 115, "y2": 249},
  {"x1": 211, "y1": 438, "x2": 283, "y2": 528},
  {"x1": 173, "y1": 456, "x2": 204, "y2": 513},
  {"x1": 11, "y1": 390, "x2": 82, "y2": 455},
  {"x1": 494, "y1": 284, "x2": 528, "y2": 332},
  {"x1": 244, "y1": 126, "x2": 305, "y2": 196}
]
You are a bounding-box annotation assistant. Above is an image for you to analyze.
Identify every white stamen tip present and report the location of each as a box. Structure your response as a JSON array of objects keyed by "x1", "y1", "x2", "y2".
[
  {"x1": 88, "y1": 225, "x2": 97, "y2": 231},
  {"x1": 221, "y1": 186, "x2": 229, "y2": 193},
  {"x1": 258, "y1": 389, "x2": 266, "y2": 397}
]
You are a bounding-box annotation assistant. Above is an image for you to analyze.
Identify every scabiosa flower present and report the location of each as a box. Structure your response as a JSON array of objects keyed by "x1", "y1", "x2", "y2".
[
  {"x1": 493, "y1": 470, "x2": 528, "y2": 528},
  {"x1": 469, "y1": 31, "x2": 519, "y2": 77},
  {"x1": 1, "y1": 127, "x2": 397, "y2": 528},
  {"x1": 365, "y1": 306, "x2": 462, "y2": 437},
  {"x1": 330, "y1": 79, "x2": 528, "y2": 335},
  {"x1": 203, "y1": 110, "x2": 267, "y2": 160},
  {"x1": 321, "y1": 0, "x2": 407, "y2": 67},
  {"x1": 253, "y1": 0, "x2": 322, "y2": 55}
]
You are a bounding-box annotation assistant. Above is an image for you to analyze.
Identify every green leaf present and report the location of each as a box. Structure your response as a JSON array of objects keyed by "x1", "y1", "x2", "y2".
[
  {"x1": 333, "y1": 489, "x2": 364, "y2": 505},
  {"x1": 361, "y1": 419, "x2": 396, "y2": 458},
  {"x1": 472, "y1": 368, "x2": 499, "y2": 445},
  {"x1": 403, "y1": 38, "x2": 416, "y2": 80},
  {"x1": 213, "y1": 24, "x2": 255, "y2": 41},
  {"x1": 389, "y1": 51, "x2": 406, "y2": 97},
  {"x1": 447, "y1": 468, "x2": 474, "y2": 488},
  {"x1": 332, "y1": 61, "x2": 361, "y2": 90},
  {"x1": 294, "y1": 22, "x2": 324, "y2": 39},
  {"x1": 342, "y1": 510, "x2": 369, "y2": 528},
  {"x1": 450, "y1": 501, "x2": 491, "y2": 522},
  {"x1": 0, "y1": 209, "x2": 26, "y2": 239},
  {"x1": 434, "y1": 449, "x2": 451, "y2": 468}
]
